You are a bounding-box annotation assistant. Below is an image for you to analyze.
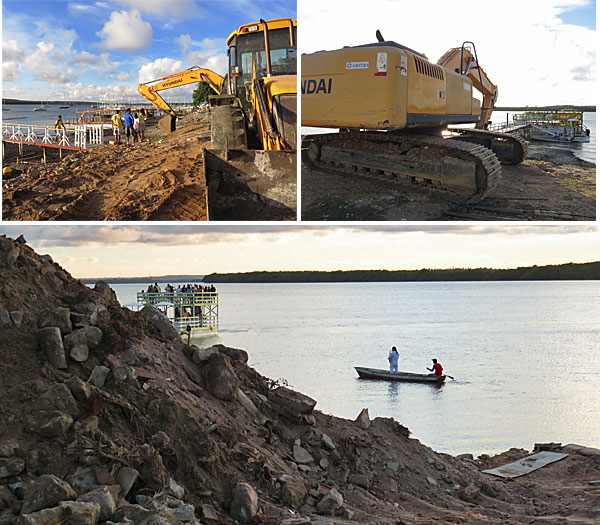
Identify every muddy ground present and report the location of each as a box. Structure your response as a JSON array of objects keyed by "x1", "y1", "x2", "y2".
[
  {"x1": 301, "y1": 142, "x2": 596, "y2": 221},
  {"x1": 1, "y1": 235, "x2": 599, "y2": 524},
  {"x1": 2, "y1": 118, "x2": 211, "y2": 221}
]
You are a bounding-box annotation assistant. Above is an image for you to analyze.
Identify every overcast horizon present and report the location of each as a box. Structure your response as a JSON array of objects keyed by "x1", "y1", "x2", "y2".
[
  {"x1": 1, "y1": 225, "x2": 599, "y2": 279},
  {"x1": 300, "y1": 0, "x2": 596, "y2": 106}
]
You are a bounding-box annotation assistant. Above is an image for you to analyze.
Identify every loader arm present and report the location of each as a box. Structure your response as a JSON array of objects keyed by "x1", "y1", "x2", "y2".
[
  {"x1": 137, "y1": 66, "x2": 225, "y2": 116},
  {"x1": 437, "y1": 43, "x2": 498, "y2": 129}
]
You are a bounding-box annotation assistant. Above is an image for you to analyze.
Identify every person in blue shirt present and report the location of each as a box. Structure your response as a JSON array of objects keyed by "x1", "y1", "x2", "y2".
[
  {"x1": 388, "y1": 346, "x2": 399, "y2": 374},
  {"x1": 123, "y1": 108, "x2": 135, "y2": 145}
]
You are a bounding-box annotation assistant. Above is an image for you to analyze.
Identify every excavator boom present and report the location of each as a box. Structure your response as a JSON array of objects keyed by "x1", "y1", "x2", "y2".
[
  {"x1": 137, "y1": 66, "x2": 225, "y2": 117},
  {"x1": 437, "y1": 43, "x2": 498, "y2": 129}
]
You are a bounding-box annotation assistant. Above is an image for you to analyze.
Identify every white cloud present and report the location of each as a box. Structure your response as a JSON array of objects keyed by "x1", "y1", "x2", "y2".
[
  {"x1": 118, "y1": 0, "x2": 200, "y2": 17},
  {"x1": 300, "y1": 0, "x2": 596, "y2": 106},
  {"x1": 138, "y1": 58, "x2": 184, "y2": 83},
  {"x1": 184, "y1": 37, "x2": 228, "y2": 76},
  {"x1": 2, "y1": 62, "x2": 19, "y2": 82},
  {"x1": 3, "y1": 40, "x2": 24, "y2": 62},
  {"x1": 70, "y1": 51, "x2": 101, "y2": 67},
  {"x1": 97, "y1": 10, "x2": 153, "y2": 51},
  {"x1": 24, "y1": 41, "x2": 76, "y2": 84},
  {"x1": 177, "y1": 34, "x2": 192, "y2": 54}
]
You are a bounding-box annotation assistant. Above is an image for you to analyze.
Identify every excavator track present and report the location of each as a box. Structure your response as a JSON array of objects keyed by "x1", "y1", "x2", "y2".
[
  {"x1": 450, "y1": 128, "x2": 528, "y2": 165},
  {"x1": 302, "y1": 131, "x2": 501, "y2": 199}
]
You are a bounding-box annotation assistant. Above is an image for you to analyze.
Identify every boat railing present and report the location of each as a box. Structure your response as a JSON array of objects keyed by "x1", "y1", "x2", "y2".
[
  {"x1": 137, "y1": 291, "x2": 218, "y2": 306},
  {"x1": 171, "y1": 315, "x2": 218, "y2": 331}
]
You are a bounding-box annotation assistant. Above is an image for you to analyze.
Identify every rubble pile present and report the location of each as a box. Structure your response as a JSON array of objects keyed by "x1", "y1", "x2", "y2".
[{"x1": 1, "y1": 234, "x2": 599, "y2": 524}]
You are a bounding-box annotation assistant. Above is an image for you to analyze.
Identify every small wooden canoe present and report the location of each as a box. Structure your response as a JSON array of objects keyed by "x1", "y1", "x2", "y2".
[{"x1": 355, "y1": 367, "x2": 445, "y2": 384}]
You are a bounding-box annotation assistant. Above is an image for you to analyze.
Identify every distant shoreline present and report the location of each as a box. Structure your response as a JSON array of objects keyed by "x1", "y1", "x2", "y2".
[
  {"x1": 495, "y1": 106, "x2": 595, "y2": 112},
  {"x1": 80, "y1": 261, "x2": 600, "y2": 284}
]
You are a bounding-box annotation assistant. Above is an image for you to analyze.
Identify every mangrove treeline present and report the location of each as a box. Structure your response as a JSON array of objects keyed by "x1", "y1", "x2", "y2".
[{"x1": 202, "y1": 261, "x2": 600, "y2": 283}]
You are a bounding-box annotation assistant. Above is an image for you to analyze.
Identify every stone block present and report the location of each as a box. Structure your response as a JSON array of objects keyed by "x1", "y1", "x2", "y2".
[
  {"x1": 38, "y1": 307, "x2": 72, "y2": 335},
  {"x1": 0, "y1": 457, "x2": 26, "y2": 480},
  {"x1": 35, "y1": 411, "x2": 74, "y2": 439},
  {"x1": 78, "y1": 486, "x2": 116, "y2": 521},
  {"x1": 116, "y1": 466, "x2": 139, "y2": 498},
  {"x1": 38, "y1": 327, "x2": 67, "y2": 369},
  {"x1": 230, "y1": 483, "x2": 258, "y2": 523},
  {"x1": 88, "y1": 366, "x2": 110, "y2": 388},
  {"x1": 21, "y1": 474, "x2": 77, "y2": 514},
  {"x1": 0, "y1": 310, "x2": 10, "y2": 327}
]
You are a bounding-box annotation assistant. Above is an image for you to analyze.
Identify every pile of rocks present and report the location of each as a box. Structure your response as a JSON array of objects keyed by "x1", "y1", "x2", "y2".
[{"x1": 1, "y1": 234, "x2": 599, "y2": 525}]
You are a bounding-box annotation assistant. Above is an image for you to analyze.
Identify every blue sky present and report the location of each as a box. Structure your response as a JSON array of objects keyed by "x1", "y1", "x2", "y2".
[
  {"x1": 2, "y1": 0, "x2": 295, "y2": 102},
  {"x1": 558, "y1": 2, "x2": 596, "y2": 29}
]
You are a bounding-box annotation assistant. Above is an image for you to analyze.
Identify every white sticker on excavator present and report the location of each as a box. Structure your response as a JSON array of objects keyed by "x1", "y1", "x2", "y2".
[
  {"x1": 400, "y1": 55, "x2": 408, "y2": 76},
  {"x1": 464, "y1": 82, "x2": 471, "y2": 91},
  {"x1": 377, "y1": 53, "x2": 387, "y2": 73},
  {"x1": 346, "y1": 61, "x2": 369, "y2": 70}
]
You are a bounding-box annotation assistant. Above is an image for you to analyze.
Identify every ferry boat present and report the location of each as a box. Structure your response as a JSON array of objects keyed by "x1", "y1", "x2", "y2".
[
  {"x1": 513, "y1": 110, "x2": 591, "y2": 143},
  {"x1": 135, "y1": 287, "x2": 219, "y2": 338}
]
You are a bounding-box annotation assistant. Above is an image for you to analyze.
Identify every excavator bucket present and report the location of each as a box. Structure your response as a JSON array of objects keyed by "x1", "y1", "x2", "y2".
[
  {"x1": 158, "y1": 114, "x2": 177, "y2": 134},
  {"x1": 203, "y1": 149, "x2": 296, "y2": 220}
]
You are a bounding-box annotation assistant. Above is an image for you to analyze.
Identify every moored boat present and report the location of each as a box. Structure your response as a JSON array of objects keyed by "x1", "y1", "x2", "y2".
[
  {"x1": 513, "y1": 110, "x2": 591, "y2": 143},
  {"x1": 135, "y1": 287, "x2": 219, "y2": 339},
  {"x1": 355, "y1": 367, "x2": 445, "y2": 383}
]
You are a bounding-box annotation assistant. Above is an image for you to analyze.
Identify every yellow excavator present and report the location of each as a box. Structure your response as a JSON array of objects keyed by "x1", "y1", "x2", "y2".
[
  {"x1": 302, "y1": 31, "x2": 527, "y2": 198},
  {"x1": 137, "y1": 67, "x2": 225, "y2": 134},
  {"x1": 137, "y1": 17, "x2": 297, "y2": 219}
]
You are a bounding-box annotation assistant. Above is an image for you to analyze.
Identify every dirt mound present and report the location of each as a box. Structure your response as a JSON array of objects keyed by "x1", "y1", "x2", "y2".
[
  {"x1": 2, "y1": 124, "x2": 211, "y2": 221},
  {"x1": 1, "y1": 235, "x2": 599, "y2": 524}
]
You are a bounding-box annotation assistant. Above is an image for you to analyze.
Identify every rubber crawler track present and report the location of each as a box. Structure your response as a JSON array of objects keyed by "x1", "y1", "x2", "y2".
[
  {"x1": 451, "y1": 128, "x2": 528, "y2": 165},
  {"x1": 302, "y1": 131, "x2": 502, "y2": 200}
]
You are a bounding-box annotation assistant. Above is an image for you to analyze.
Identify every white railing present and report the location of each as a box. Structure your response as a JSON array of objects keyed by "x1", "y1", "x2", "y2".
[{"x1": 2, "y1": 122, "x2": 104, "y2": 149}]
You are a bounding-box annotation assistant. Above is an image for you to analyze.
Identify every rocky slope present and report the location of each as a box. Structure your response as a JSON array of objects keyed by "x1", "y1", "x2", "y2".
[{"x1": 1, "y1": 234, "x2": 599, "y2": 524}]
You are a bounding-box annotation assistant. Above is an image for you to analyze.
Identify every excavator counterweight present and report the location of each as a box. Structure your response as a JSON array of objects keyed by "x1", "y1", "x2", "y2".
[{"x1": 301, "y1": 31, "x2": 527, "y2": 200}]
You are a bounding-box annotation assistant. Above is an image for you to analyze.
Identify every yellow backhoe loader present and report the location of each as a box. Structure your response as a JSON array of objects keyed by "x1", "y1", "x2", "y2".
[
  {"x1": 137, "y1": 17, "x2": 297, "y2": 220},
  {"x1": 302, "y1": 31, "x2": 527, "y2": 199}
]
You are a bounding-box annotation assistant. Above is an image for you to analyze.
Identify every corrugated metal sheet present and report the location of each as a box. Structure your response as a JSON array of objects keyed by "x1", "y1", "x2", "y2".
[{"x1": 482, "y1": 451, "x2": 569, "y2": 478}]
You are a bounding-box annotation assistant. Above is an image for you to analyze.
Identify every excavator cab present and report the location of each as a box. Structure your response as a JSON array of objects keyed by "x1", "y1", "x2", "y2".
[{"x1": 227, "y1": 19, "x2": 297, "y2": 109}]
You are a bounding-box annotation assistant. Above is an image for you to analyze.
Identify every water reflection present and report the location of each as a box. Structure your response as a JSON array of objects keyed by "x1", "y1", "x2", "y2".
[{"x1": 387, "y1": 381, "x2": 400, "y2": 402}]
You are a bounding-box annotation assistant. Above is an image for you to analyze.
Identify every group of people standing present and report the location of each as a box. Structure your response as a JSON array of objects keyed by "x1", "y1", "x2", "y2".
[
  {"x1": 387, "y1": 346, "x2": 443, "y2": 377},
  {"x1": 144, "y1": 283, "x2": 217, "y2": 295},
  {"x1": 111, "y1": 108, "x2": 147, "y2": 145}
]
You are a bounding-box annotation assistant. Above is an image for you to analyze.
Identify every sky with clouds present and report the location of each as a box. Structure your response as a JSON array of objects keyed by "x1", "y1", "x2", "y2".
[
  {"x1": 0, "y1": 225, "x2": 599, "y2": 278},
  {"x1": 300, "y1": 0, "x2": 596, "y2": 106},
  {"x1": 2, "y1": 0, "x2": 295, "y2": 103}
]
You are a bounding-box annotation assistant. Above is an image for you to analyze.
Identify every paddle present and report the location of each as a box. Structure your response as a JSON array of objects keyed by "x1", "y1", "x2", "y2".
[{"x1": 446, "y1": 374, "x2": 456, "y2": 380}]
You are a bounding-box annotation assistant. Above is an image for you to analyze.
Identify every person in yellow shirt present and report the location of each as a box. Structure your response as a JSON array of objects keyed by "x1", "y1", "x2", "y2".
[
  {"x1": 54, "y1": 115, "x2": 65, "y2": 142},
  {"x1": 111, "y1": 109, "x2": 123, "y2": 145}
]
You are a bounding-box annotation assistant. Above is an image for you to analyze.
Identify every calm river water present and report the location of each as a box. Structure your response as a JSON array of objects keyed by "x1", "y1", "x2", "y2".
[{"x1": 111, "y1": 281, "x2": 600, "y2": 455}]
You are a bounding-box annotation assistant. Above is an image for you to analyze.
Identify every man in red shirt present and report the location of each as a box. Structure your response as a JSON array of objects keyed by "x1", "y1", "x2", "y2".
[{"x1": 427, "y1": 358, "x2": 443, "y2": 376}]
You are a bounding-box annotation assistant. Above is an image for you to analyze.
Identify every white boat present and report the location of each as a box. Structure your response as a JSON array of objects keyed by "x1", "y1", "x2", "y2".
[
  {"x1": 2, "y1": 99, "x2": 10, "y2": 111},
  {"x1": 513, "y1": 111, "x2": 591, "y2": 143},
  {"x1": 33, "y1": 101, "x2": 47, "y2": 111}
]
